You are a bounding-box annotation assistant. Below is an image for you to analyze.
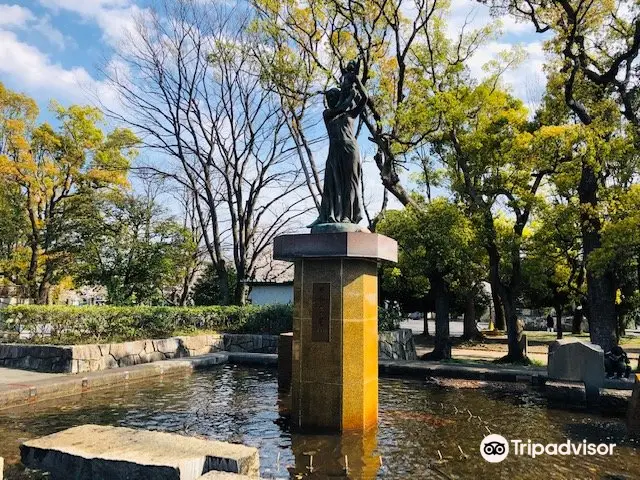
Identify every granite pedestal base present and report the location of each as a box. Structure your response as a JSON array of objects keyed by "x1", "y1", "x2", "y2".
[{"x1": 274, "y1": 232, "x2": 397, "y2": 432}]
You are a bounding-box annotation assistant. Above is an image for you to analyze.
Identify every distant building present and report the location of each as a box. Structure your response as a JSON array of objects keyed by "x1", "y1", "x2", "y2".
[
  {"x1": 0, "y1": 285, "x2": 31, "y2": 308},
  {"x1": 246, "y1": 281, "x2": 293, "y2": 306},
  {"x1": 57, "y1": 286, "x2": 107, "y2": 306}
]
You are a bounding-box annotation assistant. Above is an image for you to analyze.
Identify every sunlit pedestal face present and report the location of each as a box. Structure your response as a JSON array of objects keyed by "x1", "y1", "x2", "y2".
[
  {"x1": 274, "y1": 232, "x2": 397, "y2": 433},
  {"x1": 291, "y1": 257, "x2": 378, "y2": 431}
]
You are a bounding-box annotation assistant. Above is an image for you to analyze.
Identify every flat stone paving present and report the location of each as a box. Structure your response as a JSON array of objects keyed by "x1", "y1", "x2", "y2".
[
  {"x1": 0, "y1": 367, "x2": 62, "y2": 385},
  {"x1": 20, "y1": 424, "x2": 260, "y2": 480}
]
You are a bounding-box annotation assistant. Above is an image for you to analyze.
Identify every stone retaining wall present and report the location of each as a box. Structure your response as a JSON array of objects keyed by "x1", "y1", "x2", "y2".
[
  {"x1": 0, "y1": 333, "x2": 278, "y2": 374},
  {"x1": 378, "y1": 329, "x2": 417, "y2": 360},
  {"x1": 0, "y1": 329, "x2": 415, "y2": 374}
]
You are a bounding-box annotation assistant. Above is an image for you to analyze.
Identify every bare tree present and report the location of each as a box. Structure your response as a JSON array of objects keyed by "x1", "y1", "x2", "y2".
[
  {"x1": 170, "y1": 185, "x2": 207, "y2": 306},
  {"x1": 102, "y1": 0, "x2": 310, "y2": 304}
]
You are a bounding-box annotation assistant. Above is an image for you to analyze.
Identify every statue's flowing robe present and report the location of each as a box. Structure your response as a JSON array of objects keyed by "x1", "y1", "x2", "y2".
[{"x1": 317, "y1": 111, "x2": 363, "y2": 224}]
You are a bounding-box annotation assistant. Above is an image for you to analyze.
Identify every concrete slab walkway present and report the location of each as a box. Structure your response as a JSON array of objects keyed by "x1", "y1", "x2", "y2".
[{"x1": 0, "y1": 367, "x2": 62, "y2": 386}]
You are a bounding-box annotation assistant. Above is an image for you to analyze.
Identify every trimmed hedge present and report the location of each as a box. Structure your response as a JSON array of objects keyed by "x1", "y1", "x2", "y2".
[{"x1": 1, "y1": 304, "x2": 293, "y2": 344}]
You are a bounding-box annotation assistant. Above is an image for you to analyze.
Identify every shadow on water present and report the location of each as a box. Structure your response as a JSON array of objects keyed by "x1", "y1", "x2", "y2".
[{"x1": 0, "y1": 366, "x2": 638, "y2": 479}]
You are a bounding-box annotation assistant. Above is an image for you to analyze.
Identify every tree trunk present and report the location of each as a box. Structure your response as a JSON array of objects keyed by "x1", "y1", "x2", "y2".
[
  {"x1": 37, "y1": 281, "x2": 50, "y2": 305},
  {"x1": 178, "y1": 267, "x2": 196, "y2": 307},
  {"x1": 424, "y1": 276, "x2": 451, "y2": 360},
  {"x1": 579, "y1": 163, "x2": 618, "y2": 351},
  {"x1": 555, "y1": 303, "x2": 564, "y2": 340},
  {"x1": 490, "y1": 278, "x2": 506, "y2": 330},
  {"x1": 462, "y1": 290, "x2": 482, "y2": 341},
  {"x1": 572, "y1": 305, "x2": 584, "y2": 334},
  {"x1": 423, "y1": 311, "x2": 430, "y2": 337},
  {"x1": 216, "y1": 261, "x2": 230, "y2": 305},
  {"x1": 500, "y1": 290, "x2": 526, "y2": 362},
  {"x1": 234, "y1": 281, "x2": 248, "y2": 306}
]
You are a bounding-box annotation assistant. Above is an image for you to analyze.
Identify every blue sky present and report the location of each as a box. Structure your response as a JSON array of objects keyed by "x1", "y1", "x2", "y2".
[
  {"x1": 0, "y1": 0, "x2": 143, "y2": 121},
  {"x1": 0, "y1": 0, "x2": 548, "y2": 116},
  {"x1": 0, "y1": 0, "x2": 550, "y2": 213}
]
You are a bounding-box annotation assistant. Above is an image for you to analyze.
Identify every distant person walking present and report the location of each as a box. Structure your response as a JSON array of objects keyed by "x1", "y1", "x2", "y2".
[{"x1": 546, "y1": 314, "x2": 554, "y2": 332}]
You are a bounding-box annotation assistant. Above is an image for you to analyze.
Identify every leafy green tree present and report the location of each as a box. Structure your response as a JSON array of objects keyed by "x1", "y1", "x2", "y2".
[
  {"x1": 0, "y1": 83, "x2": 138, "y2": 303},
  {"x1": 253, "y1": 0, "x2": 498, "y2": 208},
  {"x1": 0, "y1": 180, "x2": 28, "y2": 289},
  {"x1": 432, "y1": 81, "x2": 573, "y2": 362},
  {"x1": 75, "y1": 192, "x2": 196, "y2": 305},
  {"x1": 590, "y1": 184, "x2": 640, "y2": 333},
  {"x1": 488, "y1": 0, "x2": 640, "y2": 350},
  {"x1": 378, "y1": 198, "x2": 479, "y2": 359},
  {"x1": 192, "y1": 264, "x2": 238, "y2": 306},
  {"x1": 522, "y1": 203, "x2": 585, "y2": 338}
]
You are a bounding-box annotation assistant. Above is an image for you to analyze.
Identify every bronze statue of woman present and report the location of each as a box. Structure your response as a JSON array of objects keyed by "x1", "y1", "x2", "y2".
[{"x1": 307, "y1": 73, "x2": 369, "y2": 233}]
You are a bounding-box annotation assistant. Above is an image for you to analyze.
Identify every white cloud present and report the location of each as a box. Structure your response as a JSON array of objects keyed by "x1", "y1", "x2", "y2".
[
  {"x1": 0, "y1": 4, "x2": 69, "y2": 50},
  {"x1": 445, "y1": 0, "x2": 547, "y2": 110},
  {"x1": 0, "y1": 30, "x2": 99, "y2": 102},
  {"x1": 0, "y1": 4, "x2": 35, "y2": 28},
  {"x1": 33, "y1": 16, "x2": 70, "y2": 50},
  {"x1": 37, "y1": 0, "x2": 144, "y2": 47}
]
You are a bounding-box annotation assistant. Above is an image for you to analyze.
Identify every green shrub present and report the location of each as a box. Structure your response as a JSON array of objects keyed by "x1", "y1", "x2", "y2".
[
  {"x1": 2, "y1": 304, "x2": 293, "y2": 344},
  {"x1": 378, "y1": 300, "x2": 403, "y2": 332}
]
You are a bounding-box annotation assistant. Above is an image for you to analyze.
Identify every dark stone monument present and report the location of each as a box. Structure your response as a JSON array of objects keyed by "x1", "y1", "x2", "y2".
[{"x1": 307, "y1": 60, "x2": 369, "y2": 233}]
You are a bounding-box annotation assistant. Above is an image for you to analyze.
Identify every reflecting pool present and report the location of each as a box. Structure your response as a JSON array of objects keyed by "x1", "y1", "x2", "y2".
[{"x1": 0, "y1": 365, "x2": 638, "y2": 479}]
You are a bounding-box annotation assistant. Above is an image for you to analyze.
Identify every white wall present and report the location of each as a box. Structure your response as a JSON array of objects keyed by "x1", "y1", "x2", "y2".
[{"x1": 248, "y1": 285, "x2": 293, "y2": 306}]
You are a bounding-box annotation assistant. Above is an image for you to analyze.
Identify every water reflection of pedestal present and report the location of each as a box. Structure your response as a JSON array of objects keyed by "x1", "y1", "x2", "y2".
[
  {"x1": 274, "y1": 232, "x2": 397, "y2": 432},
  {"x1": 289, "y1": 427, "x2": 380, "y2": 478}
]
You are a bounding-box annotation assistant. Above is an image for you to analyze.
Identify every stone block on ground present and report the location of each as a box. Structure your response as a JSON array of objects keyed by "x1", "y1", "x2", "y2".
[
  {"x1": 627, "y1": 374, "x2": 640, "y2": 436},
  {"x1": 378, "y1": 329, "x2": 417, "y2": 360},
  {"x1": 599, "y1": 388, "x2": 631, "y2": 415},
  {"x1": 20, "y1": 424, "x2": 260, "y2": 480},
  {"x1": 545, "y1": 380, "x2": 587, "y2": 404},
  {"x1": 547, "y1": 340, "x2": 605, "y2": 394},
  {"x1": 197, "y1": 472, "x2": 258, "y2": 479}
]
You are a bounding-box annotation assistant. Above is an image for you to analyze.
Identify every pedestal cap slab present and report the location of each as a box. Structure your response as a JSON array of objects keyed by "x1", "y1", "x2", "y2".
[{"x1": 274, "y1": 232, "x2": 397, "y2": 262}]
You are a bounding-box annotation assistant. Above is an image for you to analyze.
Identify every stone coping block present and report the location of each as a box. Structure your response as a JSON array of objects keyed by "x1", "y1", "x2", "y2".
[
  {"x1": 547, "y1": 339, "x2": 605, "y2": 393},
  {"x1": 226, "y1": 352, "x2": 278, "y2": 366},
  {"x1": 378, "y1": 359, "x2": 547, "y2": 385},
  {"x1": 20, "y1": 425, "x2": 260, "y2": 480},
  {"x1": 273, "y1": 232, "x2": 397, "y2": 262},
  {"x1": 545, "y1": 380, "x2": 587, "y2": 404},
  {"x1": 379, "y1": 329, "x2": 417, "y2": 360},
  {"x1": 198, "y1": 473, "x2": 258, "y2": 479},
  {"x1": 0, "y1": 334, "x2": 278, "y2": 374}
]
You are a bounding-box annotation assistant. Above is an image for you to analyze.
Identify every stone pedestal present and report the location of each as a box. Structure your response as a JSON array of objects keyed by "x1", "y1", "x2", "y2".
[
  {"x1": 278, "y1": 332, "x2": 293, "y2": 391},
  {"x1": 548, "y1": 339, "x2": 605, "y2": 402},
  {"x1": 274, "y1": 232, "x2": 397, "y2": 432}
]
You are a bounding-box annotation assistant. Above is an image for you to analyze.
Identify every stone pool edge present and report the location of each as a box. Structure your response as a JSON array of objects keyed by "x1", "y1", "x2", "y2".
[
  {"x1": 0, "y1": 352, "x2": 277, "y2": 410},
  {"x1": 0, "y1": 354, "x2": 631, "y2": 412}
]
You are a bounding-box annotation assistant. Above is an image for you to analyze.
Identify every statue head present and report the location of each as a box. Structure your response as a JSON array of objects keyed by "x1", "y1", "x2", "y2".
[{"x1": 325, "y1": 88, "x2": 341, "y2": 108}]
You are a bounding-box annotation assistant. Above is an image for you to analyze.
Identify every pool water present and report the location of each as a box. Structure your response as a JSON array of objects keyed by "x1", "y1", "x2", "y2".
[{"x1": 0, "y1": 365, "x2": 638, "y2": 479}]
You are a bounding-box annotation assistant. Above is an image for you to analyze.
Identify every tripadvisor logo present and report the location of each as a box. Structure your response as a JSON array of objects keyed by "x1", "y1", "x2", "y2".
[
  {"x1": 480, "y1": 435, "x2": 616, "y2": 463},
  {"x1": 480, "y1": 434, "x2": 509, "y2": 463}
]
